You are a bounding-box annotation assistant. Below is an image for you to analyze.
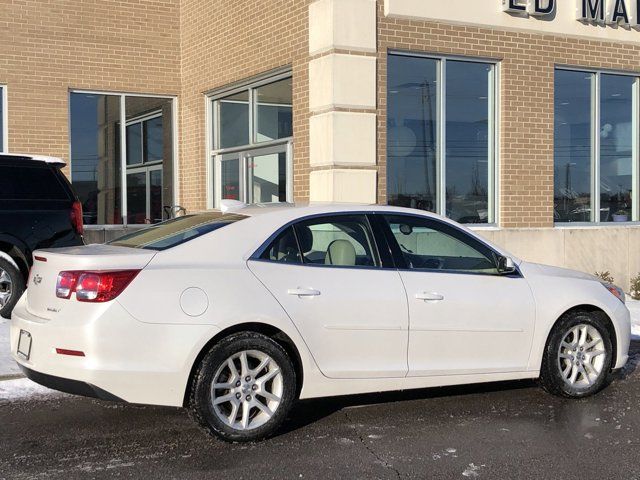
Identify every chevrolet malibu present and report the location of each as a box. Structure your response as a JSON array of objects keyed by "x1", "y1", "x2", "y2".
[{"x1": 10, "y1": 203, "x2": 631, "y2": 442}]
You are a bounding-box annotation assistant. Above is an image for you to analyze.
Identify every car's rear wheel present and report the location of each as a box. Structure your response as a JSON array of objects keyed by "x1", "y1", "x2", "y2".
[
  {"x1": 189, "y1": 332, "x2": 296, "y2": 442},
  {"x1": 0, "y1": 257, "x2": 24, "y2": 319},
  {"x1": 540, "y1": 311, "x2": 613, "y2": 398}
]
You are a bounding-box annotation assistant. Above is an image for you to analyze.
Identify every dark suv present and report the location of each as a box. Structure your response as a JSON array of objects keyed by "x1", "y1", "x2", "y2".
[{"x1": 0, "y1": 154, "x2": 84, "y2": 318}]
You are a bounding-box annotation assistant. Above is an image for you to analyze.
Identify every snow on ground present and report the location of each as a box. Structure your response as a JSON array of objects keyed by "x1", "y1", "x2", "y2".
[
  {"x1": 0, "y1": 317, "x2": 21, "y2": 377},
  {"x1": 0, "y1": 377, "x2": 64, "y2": 402}
]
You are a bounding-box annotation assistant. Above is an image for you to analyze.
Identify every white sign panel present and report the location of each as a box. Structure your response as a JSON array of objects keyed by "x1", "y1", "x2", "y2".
[{"x1": 385, "y1": 0, "x2": 640, "y2": 44}]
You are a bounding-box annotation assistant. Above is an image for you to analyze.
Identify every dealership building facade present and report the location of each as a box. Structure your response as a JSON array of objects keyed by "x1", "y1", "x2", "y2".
[{"x1": 2, "y1": 0, "x2": 640, "y2": 288}]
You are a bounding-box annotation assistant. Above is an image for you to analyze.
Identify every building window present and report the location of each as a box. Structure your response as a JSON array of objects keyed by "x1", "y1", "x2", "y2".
[
  {"x1": 70, "y1": 92, "x2": 175, "y2": 226},
  {"x1": 208, "y1": 72, "x2": 293, "y2": 207},
  {"x1": 0, "y1": 86, "x2": 6, "y2": 152},
  {"x1": 387, "y1": 53, "x2": 497, "y2": 224},
  {"x1": 555, "y1": 68, "x2": 639, "y2": 223}
]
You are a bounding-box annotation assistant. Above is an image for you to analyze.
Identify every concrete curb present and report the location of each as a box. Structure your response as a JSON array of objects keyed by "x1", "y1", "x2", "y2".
[{"x1": 0, "y1": 373, "x2": 24, "y2": 381}]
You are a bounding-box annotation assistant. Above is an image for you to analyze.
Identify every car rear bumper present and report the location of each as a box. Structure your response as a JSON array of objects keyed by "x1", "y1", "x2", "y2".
[
  {"x1": 10, "y1": 294, "x2": 220, "y2": 407},
  {"x1": 18, "y1": 364, "x2": 125, "y2": 402}
]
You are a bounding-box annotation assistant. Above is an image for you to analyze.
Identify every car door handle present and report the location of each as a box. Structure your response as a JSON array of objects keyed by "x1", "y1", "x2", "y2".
[
  {"x1": 287, "y1": 288, "x2": 321, "y2": 297},
  {"x1": 415, "y1": 292, "x2": 444, "y2": 302}
]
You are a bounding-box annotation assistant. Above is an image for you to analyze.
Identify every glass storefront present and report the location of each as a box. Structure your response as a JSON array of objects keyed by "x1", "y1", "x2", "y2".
[
  {"x1": 387, "y1": 53, "x2": 496, "y2": 224},
  {"x1": 209, "y1": 73, "x2": 292, "y2": 207},
  {"x1": 70, "y1": 92, "x2": 174, "y2": 226},
  {"x1": 554, "y1": 69, "x2": 639, "y2": 223}
]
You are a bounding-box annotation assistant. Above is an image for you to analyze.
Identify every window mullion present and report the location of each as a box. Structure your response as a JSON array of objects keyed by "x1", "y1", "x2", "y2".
[
  {"x1": 438, "y1": 59, "x2": 447, "y2": 216},
  {"x1": 633, "y1": 77, "x2": 639, "y2": 222},
  {"x1": 488, "y1": 64, "x2": 497, "y2": 225},
  {"x1": 592, "y1": 73, "x2": 600, "y2": 223},
  {"x1": 120, "y1": 95, "x2": 128, "y2": 226},
  {"x1": 249, "y1": 88, "x2": 255, "y2": 145}
]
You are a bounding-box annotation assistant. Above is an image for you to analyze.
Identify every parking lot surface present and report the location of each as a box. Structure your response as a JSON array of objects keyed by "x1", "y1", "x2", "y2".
[{"x1": 1, "y1": 342, "x2": 639, "y2": 480}]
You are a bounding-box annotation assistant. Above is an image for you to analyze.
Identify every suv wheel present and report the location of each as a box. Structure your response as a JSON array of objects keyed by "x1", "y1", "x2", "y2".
[
  {"x1": 540, "y1": 311, "x2": 613, "y2": 398},
  {"x1": 189, "y1": 332, "x2": 296, "y2": 442},
  {"x1": 0, "y1": 257, "x2": 24, "y2": 319}
]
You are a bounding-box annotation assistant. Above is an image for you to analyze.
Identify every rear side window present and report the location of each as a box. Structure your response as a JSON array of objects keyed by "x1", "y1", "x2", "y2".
[
  {"x1": 259, "y1": 214, "x2": 380, "y2": 268},
  {"x1": 0, "y1": 164, "x2": 69, "y2": 200},
  {"x1": 109, "y1": 212, "x2": 247, "y2": 250}
]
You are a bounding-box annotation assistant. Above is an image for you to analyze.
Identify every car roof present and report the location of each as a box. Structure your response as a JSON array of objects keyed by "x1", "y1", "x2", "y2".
[
  {"x1": 0, "y1": 153, "x2": 66, "y2": 166},
  {"x1": 218, "y1": 201, "x2": 439, "y2": 218}
]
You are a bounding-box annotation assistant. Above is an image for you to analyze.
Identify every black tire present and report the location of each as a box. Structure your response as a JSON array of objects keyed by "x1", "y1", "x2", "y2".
[
  {"x1": 540, "y1": 310, "x2": 613, "y2": 398},
  {"x1": 189, "y1": 331, "x2": 297, "y2": 442},
  {"x1": 0, "y1": 257, "x2": 25, "y2": 319}
]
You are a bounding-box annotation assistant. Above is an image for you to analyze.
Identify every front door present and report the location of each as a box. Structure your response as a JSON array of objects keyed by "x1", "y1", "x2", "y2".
[
  {"x1": 379, "y1": 213, "x2": 535, "y2": 376},
  {"x1": 249, "y1": 214, "x2": 409, "y2": 379}
]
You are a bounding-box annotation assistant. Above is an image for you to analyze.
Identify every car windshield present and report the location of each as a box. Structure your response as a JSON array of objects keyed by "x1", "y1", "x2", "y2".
[{"x1": 109, "y1": 212, "x2": 248, "y2": 250}]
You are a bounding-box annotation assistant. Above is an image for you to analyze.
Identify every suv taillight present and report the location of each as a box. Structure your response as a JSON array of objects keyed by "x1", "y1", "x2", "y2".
[
  {"x1": 70, "y1": 200, "x2": 84, "y2": 236},
  {"x1": 55, "y1": 270, "x2": 140, "y2": 302}
]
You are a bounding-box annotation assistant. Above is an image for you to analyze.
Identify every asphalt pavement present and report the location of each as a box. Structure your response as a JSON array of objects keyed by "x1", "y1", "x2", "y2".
[{"x1": 1, "y1": 342, "x2": 640, "y2": 480}]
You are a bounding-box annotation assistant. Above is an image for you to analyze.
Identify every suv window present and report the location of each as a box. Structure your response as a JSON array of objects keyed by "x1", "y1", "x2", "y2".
[
  {"x1": 383, "y1": 214, "x2": 498, "y2": 274},
  {"x1": 0, "y1": 164, "x2": 69, "y2": 200}
]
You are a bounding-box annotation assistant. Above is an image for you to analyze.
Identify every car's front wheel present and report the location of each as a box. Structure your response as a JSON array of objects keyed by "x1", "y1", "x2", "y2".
[
  {"x1": 540, "y1": 311, "x2": 613, "y2": 398},
  {"x1": 189, "y1": 332, "x2": 296, "y2": 442}
]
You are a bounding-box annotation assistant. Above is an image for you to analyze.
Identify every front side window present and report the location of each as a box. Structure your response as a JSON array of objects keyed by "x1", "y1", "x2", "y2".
[
  {"x1": 70, "y1": 92, "x2": 174, "y2": 226},
  {"x1": 383, "y1": 214, "x2": 498, "y2": 274},
  {"x1": 209, "y1": 74, "x2": 292, "y2": 208},
  {"x1": 387, "y1": 54, "x2": 496, "y2": 224},
  {"x1": 554, "y1": 69, "x2": 639, "y2": 223}
]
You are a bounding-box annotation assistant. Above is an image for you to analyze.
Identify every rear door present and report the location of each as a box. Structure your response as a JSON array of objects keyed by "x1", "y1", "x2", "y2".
[
  {"x1": 248, "y1": 213, "x2": 409, "y2": 379},
  {"x1": 378, "y1": 213, "x2": 535, "y2": 377}
]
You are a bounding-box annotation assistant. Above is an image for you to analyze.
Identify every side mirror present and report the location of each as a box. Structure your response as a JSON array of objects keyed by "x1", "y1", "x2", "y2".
[{"x1": 497, "y1": 255, "x2": 516, "y2": 274}]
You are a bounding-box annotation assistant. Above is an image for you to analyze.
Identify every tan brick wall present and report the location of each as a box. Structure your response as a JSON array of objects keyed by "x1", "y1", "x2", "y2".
[
  {"x1": 179, "y1": 0, "x2": 310, "y2": 212},
  {"x1": 376, "y1": 0, "x2": 640, "y2": 228},
  {"x1": 0, "y1": 0, "x2": 181, "y2": 179}
]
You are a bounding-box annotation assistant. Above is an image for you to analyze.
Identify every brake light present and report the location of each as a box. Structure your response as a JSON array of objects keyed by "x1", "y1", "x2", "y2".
[
  {"x1": 55, "y1": 270, "x2": 140, "y2": 302},
  {"x1": 70, "y1": 200, "x2": 84, "y2": 236}
]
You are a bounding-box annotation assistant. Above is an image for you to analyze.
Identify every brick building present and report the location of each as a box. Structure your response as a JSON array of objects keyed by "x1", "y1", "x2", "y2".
[{"x1": 2, "y1": 0, "x2": 640, "y2": 288}]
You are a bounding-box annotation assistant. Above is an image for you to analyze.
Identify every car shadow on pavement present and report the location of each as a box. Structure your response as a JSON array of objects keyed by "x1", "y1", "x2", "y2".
[
  {"x1": 281, "y1": 339, "x2": 640, "y2": 436},
  {"x1": 281, "y1": 378, "x2": 537, "y2": 435}
]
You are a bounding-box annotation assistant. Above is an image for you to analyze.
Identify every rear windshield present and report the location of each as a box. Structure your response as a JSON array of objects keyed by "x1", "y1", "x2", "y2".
[
  {"x1": 0, "y1": 163, "x2": 69, "y2": 200},
  {"x1": 109, "y1": 212, "x2": 248, "y2": 250}
]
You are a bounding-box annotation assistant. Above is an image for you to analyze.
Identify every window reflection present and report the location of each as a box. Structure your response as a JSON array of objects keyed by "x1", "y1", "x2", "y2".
[
  {"x1": 600, "y1": 74, "x2": 634, "y2": 222},
  {"x1": 255, "y1": 78, "x2": 293, "y2": 142},
  {"x1": 70, "y1": 93, "x2": 122, "y2": 225},
  {"x1": 219, "y1": 91, "x2": 249, "y2": 149},
  {"x1": 387, "y1": 55, "x2": 494, "y2": 223},
  {"x1": 387, "y1": 55, "x2": 438, "y2": 212},
  {"x1": 445, "y1": 61, "x2": 491, "y2": 224},
  {"x1": 554, "y1": 70, "x2": 593, "y2": 222}
]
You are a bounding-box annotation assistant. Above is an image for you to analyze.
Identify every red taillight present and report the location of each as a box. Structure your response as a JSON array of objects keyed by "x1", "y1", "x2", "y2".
[
  {"x1": 70, "y1": 200, "x2": 84, "y2": 236},
  {"x1": 55, "y1": 270, "x2": 140, "y2": 302},
  {"x1": 55, "y1": 348, "x2": 85, "y2": 357}
]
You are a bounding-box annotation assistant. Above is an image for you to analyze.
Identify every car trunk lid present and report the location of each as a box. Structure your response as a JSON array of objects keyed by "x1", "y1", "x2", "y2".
[{"x1": 27, "y1": 244, "x2": 157, "y2": 320}]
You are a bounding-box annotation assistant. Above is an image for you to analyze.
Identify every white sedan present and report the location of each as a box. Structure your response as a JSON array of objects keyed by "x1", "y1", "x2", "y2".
[{"x1": 10, "y1": 203, "x2": 631, "y2": 442}]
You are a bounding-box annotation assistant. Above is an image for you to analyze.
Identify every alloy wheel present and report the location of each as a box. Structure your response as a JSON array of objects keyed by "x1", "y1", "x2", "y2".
[
  {"x1": 557, "y1": 323, "x2": 606, "y2": 388},
  {"x1": 0, "y1": 268, "x2": 13, "y2": 309},
  {"x1": 211, "y1": 350, "x2": 283, "y2": 431}
]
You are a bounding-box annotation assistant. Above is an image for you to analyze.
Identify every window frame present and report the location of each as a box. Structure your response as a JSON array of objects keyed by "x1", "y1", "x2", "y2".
[
  {"x1": 386, "y1": 51, "x2": 500, "y2": 226},
  {"x1": 205, "y1": 69, "x2": 293, "y2": 209},
  {"x1": 554, "y1": 66, "x2": 640, "y2": 226},
  {"x1": 68, "y1": 89, "x2": 178, "y2": 229},
  {"x1": 0, "y1": 84, "x2": 7, "y2": 153}
]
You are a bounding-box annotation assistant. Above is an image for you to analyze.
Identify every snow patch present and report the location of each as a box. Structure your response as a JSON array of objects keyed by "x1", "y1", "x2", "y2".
[{"x1": 0, "y1": 377, "x2": 65, "y2": 402}]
